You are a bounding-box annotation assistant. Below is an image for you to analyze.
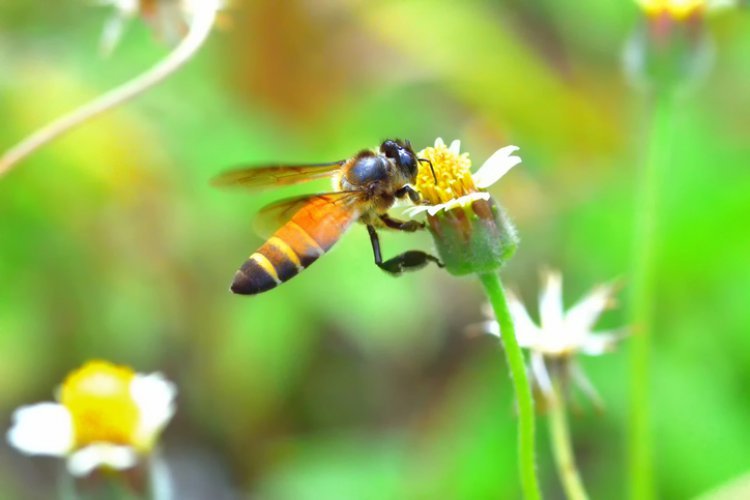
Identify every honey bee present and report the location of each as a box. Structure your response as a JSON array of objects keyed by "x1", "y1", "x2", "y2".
[{"x1": 213, "y1": 139, "x2": 442, "y2": 295}]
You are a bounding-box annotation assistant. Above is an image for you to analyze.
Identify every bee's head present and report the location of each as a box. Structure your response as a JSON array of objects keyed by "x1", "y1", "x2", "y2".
[
  {"x1": 380, "y1": 139, "x2": 436, "y2": 184},
  {"x1": 380, "y1": 139, "x2": 418, "y2": 179}
]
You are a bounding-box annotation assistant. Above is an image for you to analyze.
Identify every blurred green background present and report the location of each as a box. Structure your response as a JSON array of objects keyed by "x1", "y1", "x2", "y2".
[{"x1": 1, "y1": 1, "x2": 749, "y2": 498}]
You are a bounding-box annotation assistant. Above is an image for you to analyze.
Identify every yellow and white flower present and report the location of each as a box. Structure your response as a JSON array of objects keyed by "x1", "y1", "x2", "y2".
[
  {"x1": 406, "y1": 138, "x2": 521, "y2": 275},
  {"x1": 7, "y1": 360, "x2": 176, "y2": 477},
  {"x1": 635, "y1": 0, "x2": 736, "y2": 18},
  {"x1": 484, "y1": 271, "x2": 624, "y2": 407},
  {"x1": 406, "y1": 138, "x2": 521, "y2": 217}
]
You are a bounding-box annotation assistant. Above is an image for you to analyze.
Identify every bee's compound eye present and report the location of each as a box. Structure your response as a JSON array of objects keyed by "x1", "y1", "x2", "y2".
[
  {"x1": 397, "y1": 150, "x2": 418, "y2": 175},
  {"x1": 380, "y1": 140, "x2": 400, "y2": 159}
]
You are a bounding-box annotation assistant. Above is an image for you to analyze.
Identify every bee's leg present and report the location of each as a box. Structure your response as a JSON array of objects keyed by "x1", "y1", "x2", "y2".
[
  {"x1": 379, "y1": 213, "x2": 424, "y2": 232},
  {"x1": 367, "y1": 225, "x2": 443, "y2": 275},
  {"x1": 395, "y1": 185, "x2": 421, "y2": 204}
]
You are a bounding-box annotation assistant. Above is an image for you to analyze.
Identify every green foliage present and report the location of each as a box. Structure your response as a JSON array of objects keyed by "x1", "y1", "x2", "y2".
[{"x1": 1, "y1": 0, "x2": 749, "y2": 498}]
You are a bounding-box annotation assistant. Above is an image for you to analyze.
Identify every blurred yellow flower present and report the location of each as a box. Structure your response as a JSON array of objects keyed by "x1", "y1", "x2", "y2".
[
  {"x1": 635, "y1": 0, "x2": 735, "y2": 17},
  {"x1": 6, "y1": 360, "x2": 176, "y2": 477}
]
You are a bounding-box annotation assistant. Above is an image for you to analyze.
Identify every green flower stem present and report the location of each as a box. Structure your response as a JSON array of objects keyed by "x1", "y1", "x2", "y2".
[
  {"x1": 548, "y1": 381, "x2": 588, "y2": 500},
  {"x1": 479, "y1": 272, "x2": 541, "y2": 500},
  {"x1": 628, "y1": 91, "x2": 675, "y2": 500}
]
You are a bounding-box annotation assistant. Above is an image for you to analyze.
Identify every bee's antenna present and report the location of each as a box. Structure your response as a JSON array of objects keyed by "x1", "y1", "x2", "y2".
[{"x1": 419, "y1": 158, "x2": 437, "y2": 184}]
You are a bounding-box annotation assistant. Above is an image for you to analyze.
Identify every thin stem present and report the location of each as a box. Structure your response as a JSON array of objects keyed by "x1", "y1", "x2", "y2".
[
  {"x1": 479, "y1": 272, "x2": 541, "y2": 500},
  {"x1": 628, "y1": 91, "x2": 674, "y2": 500},
  {"x1": 57, "y1": 463, "x2": 80, "y2": 500},
  {"x1": 548, "y1": 380, "x2": 588, "y2": 500},
  {"x1": 0, "y1": 0, "x2": 220, "y2": 178},
  {"x1": 149, "y1": 449, "x2": 175, "y2": 500}
]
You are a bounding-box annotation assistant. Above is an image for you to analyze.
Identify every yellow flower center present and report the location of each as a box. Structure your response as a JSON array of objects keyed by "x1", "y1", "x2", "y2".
[
  {"x1": 416, "y1": 141, "x2": 478, "y2": 206},
  {"x1": 60, "y1": 361, "x2": 139, "y2": 449},
  {"x1": 636, "y1": 0, "x2": 706, "y2": 18}
]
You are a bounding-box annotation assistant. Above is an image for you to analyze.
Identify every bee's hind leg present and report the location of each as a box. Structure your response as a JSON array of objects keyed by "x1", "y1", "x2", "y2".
[{"x1": 367, "y1": 225, "x2": 443, "y2": 275}]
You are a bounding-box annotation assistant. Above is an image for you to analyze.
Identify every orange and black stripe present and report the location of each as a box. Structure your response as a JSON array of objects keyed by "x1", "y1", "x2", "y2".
[{"x1": 231, "y1": 197, "x2": 359, "y2": 295}]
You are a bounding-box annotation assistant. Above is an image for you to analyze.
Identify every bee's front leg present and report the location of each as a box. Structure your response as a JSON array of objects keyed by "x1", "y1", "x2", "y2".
[
  {"x1": 395, "y1": 185, "x2": 421, "y2": 204},
  {"x1": 379, "y1": 213, "x2": 423, "y2": 232},
  {"x1": 367, "y1": 225, "x2": 443, "y2": 275}
]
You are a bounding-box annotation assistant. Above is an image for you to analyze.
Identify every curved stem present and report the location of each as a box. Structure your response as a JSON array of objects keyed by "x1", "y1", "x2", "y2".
[
  {"x1": 0, "y1": 0, "x2": 220, "y2": 178},
  {"x1": 548, "y1": 380, "x2": 588, "y2": 500},
  {"x1": 479, "y1": 272, "x2": 541, "y2": 500},
  {"x1": 628, "y1": 91, "x2": 674, "y2": 500}
]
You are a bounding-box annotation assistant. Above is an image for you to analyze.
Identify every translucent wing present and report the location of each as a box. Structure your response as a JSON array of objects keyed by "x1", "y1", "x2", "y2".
[
  {"x1": 212, "y1": 161, "x2": 346, "y2": 191},
  {"x1": 253, "y1": 191, "x2": 365, "y2": 238}
]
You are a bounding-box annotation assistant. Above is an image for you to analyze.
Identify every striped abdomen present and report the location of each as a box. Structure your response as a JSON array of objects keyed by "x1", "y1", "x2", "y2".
[{"x1": 231, "y1": 196, "x2": 359, "y2": 295}]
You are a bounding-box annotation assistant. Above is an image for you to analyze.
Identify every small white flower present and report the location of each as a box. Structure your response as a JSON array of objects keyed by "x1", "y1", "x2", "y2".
[
  {"x1": 484, "y1": 271, "x2": 624, "y2": 407},
  {"x1": 7, "y1": 360, "x2": 176, "y2": 477},
  {"x1": 96, "y1": 0, "x2": 224, "y2": 56},
  {"x1": 406, "y1": 138, "x2": 521, "y2": 217}
]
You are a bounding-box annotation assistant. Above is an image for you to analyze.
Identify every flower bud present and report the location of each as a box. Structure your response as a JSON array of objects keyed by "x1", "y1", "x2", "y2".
[{"x1": 624, "y1": 1, "x2": 726, "y2": 94}]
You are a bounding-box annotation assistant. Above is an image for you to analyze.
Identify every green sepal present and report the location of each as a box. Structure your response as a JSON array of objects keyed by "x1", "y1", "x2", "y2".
[
  {"x1": 624, "y1": 15, "x2": 713, "y2": 96},
  {"x1": 427, "y1": 197, "x2": 518, "y2": 276}
]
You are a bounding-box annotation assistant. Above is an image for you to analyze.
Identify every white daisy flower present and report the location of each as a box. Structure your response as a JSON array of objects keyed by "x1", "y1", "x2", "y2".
[
  {"x1": 406, "y1": 138, "x2": 521, "y2": 217},
  {"x1": 7, "y1": 360, "x2": 176, "y2": 477},
  {"x1": 484, "y1": 271, "x2": 625, "y2": 408},
  {"x1": 406, "y1": 137, "x2": 521, "y2": 275}
]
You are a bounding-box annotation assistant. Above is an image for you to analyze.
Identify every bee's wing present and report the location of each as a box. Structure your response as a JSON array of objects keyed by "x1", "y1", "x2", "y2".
[
  {"x1": 253, "y1": 191, "x2": 364, "y2": 238},
  {"x1": 212, "y1": 161, "x2": 346, "y2": 191}
]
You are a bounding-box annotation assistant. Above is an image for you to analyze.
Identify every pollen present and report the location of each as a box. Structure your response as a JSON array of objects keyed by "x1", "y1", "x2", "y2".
[
  {"x1": 416, "y1": 140, "x2": 478, "y2": 206},
  {"x1": 636, "y1": 0, "x2": 706, "y2": 18},
  {"x1": 60, "y1": 361, "x2": 140, "y2": 449}
]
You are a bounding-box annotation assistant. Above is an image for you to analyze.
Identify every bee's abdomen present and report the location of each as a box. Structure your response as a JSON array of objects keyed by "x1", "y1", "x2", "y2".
[{"x1": 231, "y1": 198, "x2": 357, "y2": 295}]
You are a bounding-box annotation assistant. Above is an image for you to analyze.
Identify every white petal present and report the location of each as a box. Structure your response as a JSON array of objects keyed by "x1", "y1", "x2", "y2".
[
  {"x1": 403, "y1": 205, "x2": 430, "y2": 217},
  {"x1": 97, "y1": 0, "x2": 139, "y2": 56},
  {"x1": 67, "y1": 444, "x2": 138, "y2": 477},
  {"x1": 539, "y1": 270, "x2": 564, "y2": 333},
  {"x1": 707, "y1": 0, "x2": 738, "y2": 12},
  {"x1": 505, "y1": 290, "x2": 542, "y2": 348},
  {"x1": 7, "y1": 403, "x2": 74, "y2": 456},
  {"x1": 99, "y1": 15, "x2": 129, "y2": 57},
  {"x1": 472, "y1": 146, "x2": 521, "y2": 189},
  {"x1": 131, "y1": 373, "x2": 177, "y2": 447},
  {"x1": 579, "y1": 331, "x2": 624, "y2": 356},
  {"x1": 530, "y1": 352, "x2": 553, "y2": 398},
  {"x1": 482, "y1": 320, "x2": 501, "y2": 338},
  {"x1": 426, "y1": 203, "x2": 448, "y2": 216},
  {"x1": 433, "y1": 137, "x2": 446, "y2": 148},
  {"x1": 448, "y1": 139, "x2": 461, "y2": 155},
  {"x1": 565, "y1": 283, "x2": 614, "y2": 335},
  {"x1": 430, "y1": 192, "x2": 490, "y2": 215}
]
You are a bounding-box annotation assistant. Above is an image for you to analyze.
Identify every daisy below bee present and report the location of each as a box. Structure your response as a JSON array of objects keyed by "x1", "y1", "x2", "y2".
[
  {"x1": 482, "y1": 270, "x2": 626, "y2": 409},
  {"x1": 6, "y1": 360, "x2": 176, "y2": 477}
]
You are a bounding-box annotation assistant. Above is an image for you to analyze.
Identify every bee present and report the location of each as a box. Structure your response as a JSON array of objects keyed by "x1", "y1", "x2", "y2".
[{"x1": 213, "y1": 139, "x2": 442, "y2": 295}]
